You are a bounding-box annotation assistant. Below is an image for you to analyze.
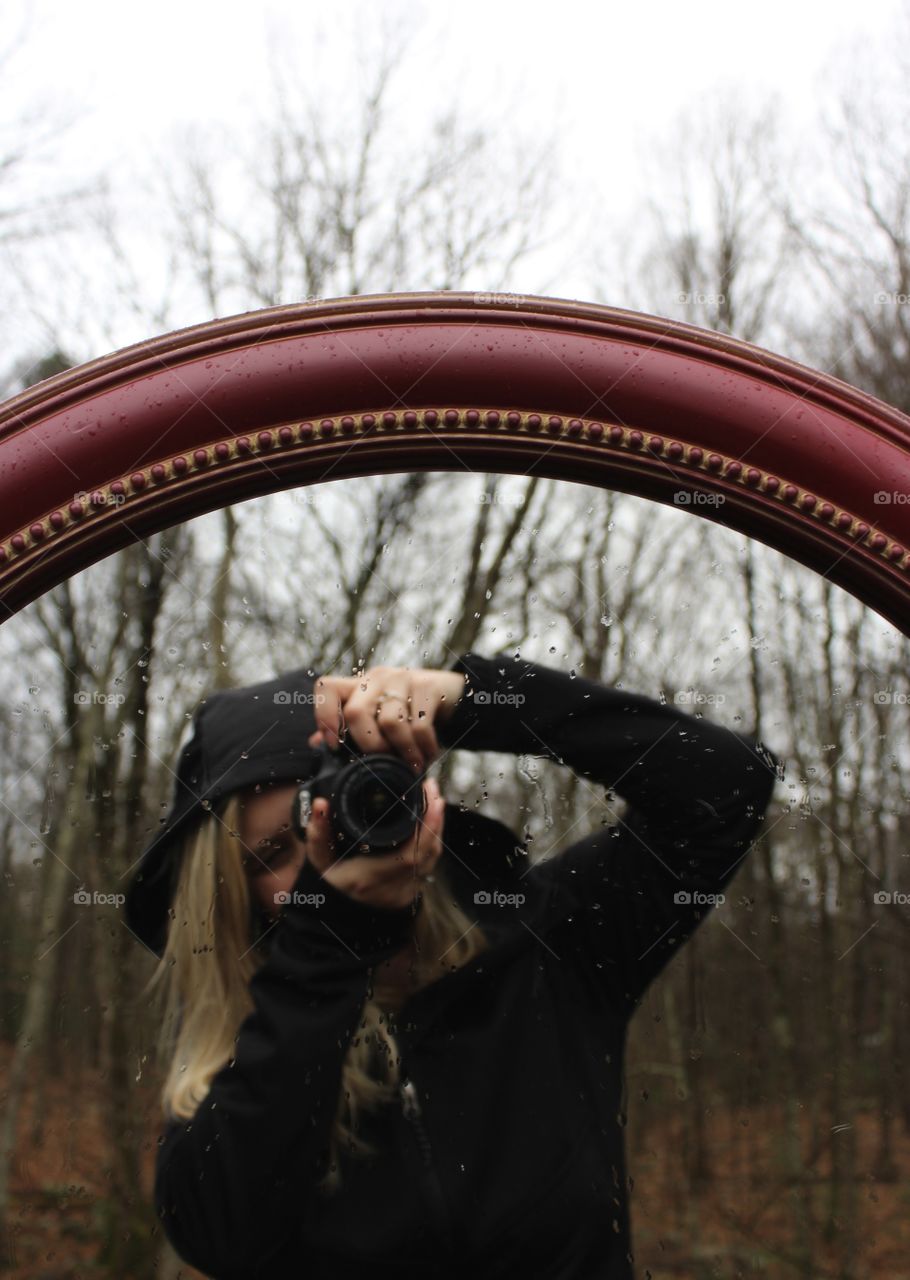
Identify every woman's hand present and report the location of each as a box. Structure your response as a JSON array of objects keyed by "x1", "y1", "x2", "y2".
[
  {"x1": 303, "y1": 777, "x2": 446, "y2": 910},
  {"x1": 307, "y1": 664, "x2": 467, "y2": 773}
]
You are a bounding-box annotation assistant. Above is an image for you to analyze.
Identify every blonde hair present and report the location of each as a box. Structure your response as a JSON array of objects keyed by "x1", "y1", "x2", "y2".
[{"x1": 143, "y1": 791, "x2": 489, "y2": 1193}]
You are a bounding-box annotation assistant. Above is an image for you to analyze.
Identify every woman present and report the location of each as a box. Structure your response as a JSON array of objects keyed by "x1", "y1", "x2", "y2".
[{"x1": 125, "y1": 648, "x2": 781, "y2": 1279}]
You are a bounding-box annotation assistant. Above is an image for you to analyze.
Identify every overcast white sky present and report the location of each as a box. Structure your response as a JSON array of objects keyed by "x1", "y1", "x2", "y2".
[
  {"x1": 2, "y1": 0, "x2": 907, "y2": 353},
  {"x1": 5, "y1": 0, "x2": 903, "y2": 203}
]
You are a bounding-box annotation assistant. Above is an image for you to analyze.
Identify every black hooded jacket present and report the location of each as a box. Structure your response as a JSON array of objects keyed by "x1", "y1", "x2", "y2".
[{"x1": 153, "y1": 649, "x2": 780, "y2": 1278}]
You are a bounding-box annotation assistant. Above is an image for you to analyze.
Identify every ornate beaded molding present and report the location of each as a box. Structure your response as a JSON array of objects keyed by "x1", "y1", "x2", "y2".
[
  {"x1": 1, "y1": 292, "x2": 909, "y2": 633},
  {"x1": 2, "y1": 408, "x2": 905, "y2": 571}
]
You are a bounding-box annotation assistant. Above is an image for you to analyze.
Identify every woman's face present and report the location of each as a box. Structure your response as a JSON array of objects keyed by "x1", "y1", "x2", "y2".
[
  {"x1": 235, "y1": 780, "x2": 417, "y2": 986},
  {"x1": 236, "y1": 782, "x2": 308, "y2": 919}
]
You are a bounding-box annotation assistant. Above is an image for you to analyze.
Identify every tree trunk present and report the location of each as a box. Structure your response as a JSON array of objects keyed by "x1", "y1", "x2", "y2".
[{"x1": 0, "y1": 737, "x2": 93, "y2": 1263}]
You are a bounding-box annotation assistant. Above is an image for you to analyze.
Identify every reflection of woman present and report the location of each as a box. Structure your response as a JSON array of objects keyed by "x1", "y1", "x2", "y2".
[{"x1": 126, "y1": 649, "x2": 780, "y2": 1279}]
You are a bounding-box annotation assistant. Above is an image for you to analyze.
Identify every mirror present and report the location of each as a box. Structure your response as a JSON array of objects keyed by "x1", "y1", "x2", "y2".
[{"x1": 1, "y1": 449, "x2": 907, "y2": 1276}]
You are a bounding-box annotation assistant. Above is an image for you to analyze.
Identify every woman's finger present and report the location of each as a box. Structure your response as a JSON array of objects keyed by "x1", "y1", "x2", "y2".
[
  {"x1": 312, "y1": 679, "x2": 342, "y2": 751},
  {"x1": 312, "y1": 676, "x2": 362, "y2": 751},
  {"x1": 341, "y1": 697, "x2": 397, "y2": 756},
  {"x1": 426, "y1": 784, "x2": 446, "y2": 867},
  {"x1": 409, "y1": 706, "x2": 441, "y2": 769},
  {"x1": 408, "y1": 780, "x2": 445, "y2": 875},
  {"x1": 348, "y1": 672, "x2": 424, "y2": 762},
  {"x1": 302, "y1": 796, "x2": 338, "y2": 875},
  {"x1": 371, "y1": 674, "x2": 443, "y2": 772},
  {"x1": 408, "y1": 673, "x2": 443, "y2": 766},
  {"x1": 374, "y1": 694, "x2": 425, "y2": 771}
]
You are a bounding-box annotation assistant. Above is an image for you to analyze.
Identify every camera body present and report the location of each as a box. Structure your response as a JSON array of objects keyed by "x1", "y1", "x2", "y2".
[{"x1": 292, "y1": 738, "x2": 427, "y2": 859}]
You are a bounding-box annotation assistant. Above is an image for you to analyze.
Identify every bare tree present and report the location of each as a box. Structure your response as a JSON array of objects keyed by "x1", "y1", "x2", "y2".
[
  {"x1": 604, "y1": 86, "x2": 799, "y2": 347},
  {"x1": 780, "y1": 10, "x2": 910, "y2": 410}
]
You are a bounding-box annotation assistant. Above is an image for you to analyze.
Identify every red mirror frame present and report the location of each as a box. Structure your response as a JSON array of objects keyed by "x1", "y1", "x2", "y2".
[{"x1": 1, "y1": 291, "x2": 908, "y2": 631}]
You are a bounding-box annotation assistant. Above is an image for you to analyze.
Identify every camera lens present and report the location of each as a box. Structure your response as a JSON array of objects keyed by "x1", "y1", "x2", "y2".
[
  {"x1": 362, "y1": 781, "x2": 393, "y2": 821},
  {"x1": 335, "y1": 755, "x2": 424, "y2": 854}
]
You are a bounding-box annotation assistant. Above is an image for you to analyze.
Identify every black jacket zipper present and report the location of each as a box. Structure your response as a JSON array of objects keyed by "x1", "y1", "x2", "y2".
[{"x1": 399, "y1": 1072, "x2": 457, "y2": 1254}]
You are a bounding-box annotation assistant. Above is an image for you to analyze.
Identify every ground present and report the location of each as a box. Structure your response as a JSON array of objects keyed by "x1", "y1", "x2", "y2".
[{"x1": 1, "y1": 1042, "x2": 908, "y2": 1278}]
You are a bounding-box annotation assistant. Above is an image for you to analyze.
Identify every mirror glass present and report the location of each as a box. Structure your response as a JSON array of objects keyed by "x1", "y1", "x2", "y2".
[{"x1": 1, "y1": 471, "x2": 907, "y2": 1276}]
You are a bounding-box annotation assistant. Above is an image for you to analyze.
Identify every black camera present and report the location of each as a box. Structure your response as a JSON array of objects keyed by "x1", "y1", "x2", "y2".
[{"x1": 291, "y1": 738, "x2": 428, "y2": 859}]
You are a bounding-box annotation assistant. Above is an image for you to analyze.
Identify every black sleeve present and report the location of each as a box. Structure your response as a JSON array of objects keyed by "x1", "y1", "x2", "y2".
[
  {"x1": 436, "y1": 650, "x2": 782, "y2": 1014},
  {"x1": 153, "y1": 855, "x2": 420, "y2": 1278}
]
